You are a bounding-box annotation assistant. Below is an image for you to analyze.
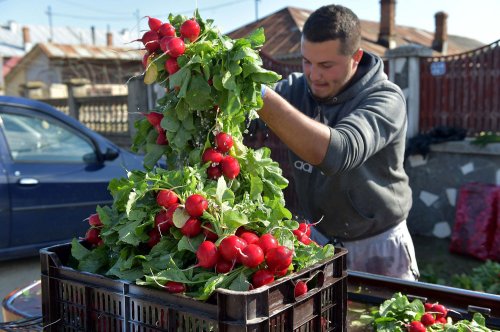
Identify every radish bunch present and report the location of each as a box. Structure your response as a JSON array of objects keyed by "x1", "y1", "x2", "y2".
[{"x1": 202, "y1": 132, "x2": 240, "y2": 180}]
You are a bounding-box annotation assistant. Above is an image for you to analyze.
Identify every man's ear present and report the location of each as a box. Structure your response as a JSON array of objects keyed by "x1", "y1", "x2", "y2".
[{"x1": 353, "y1": 48, "x2": 364, "y2": 64}]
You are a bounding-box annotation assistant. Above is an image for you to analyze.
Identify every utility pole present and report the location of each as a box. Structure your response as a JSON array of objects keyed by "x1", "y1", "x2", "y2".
[
  {"x1": 46, "y1": 5, "x2": 54, "y2": 42},
  {"x1": 135, "y1": 9, "x2": 141, "y2": 40}
]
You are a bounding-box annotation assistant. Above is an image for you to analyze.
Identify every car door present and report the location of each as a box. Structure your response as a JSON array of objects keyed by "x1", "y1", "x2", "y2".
[
  {"x1": 0, "y1": 146, "x2": 11, "y2": 249},
  {"x1": 0, "y1": 104, "x2": 121, "y2": 248}
]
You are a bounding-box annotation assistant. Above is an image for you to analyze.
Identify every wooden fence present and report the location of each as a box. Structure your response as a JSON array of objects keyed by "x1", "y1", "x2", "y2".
[{"x1": 419, "y1": 39, "x2": 500, "y2": 135}]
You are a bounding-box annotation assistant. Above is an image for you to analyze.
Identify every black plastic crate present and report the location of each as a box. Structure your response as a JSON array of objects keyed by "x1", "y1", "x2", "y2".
[{"x1": 40, "y1": 243, "x2": 347, "y2": 331}]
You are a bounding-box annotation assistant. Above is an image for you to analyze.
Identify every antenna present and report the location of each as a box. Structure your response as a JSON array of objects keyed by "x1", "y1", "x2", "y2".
[
  {"x1": 135, "y1": 9, "x2": 140, "y2": 39},
  {"x1": 46, "y1": 5, "x2": 54, "y2": 42},
  {"x1": 255, "y1": 0, "x2": 260, "y2": 21}
]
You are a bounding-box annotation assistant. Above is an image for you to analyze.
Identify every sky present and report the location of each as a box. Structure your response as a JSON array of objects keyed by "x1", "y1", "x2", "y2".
[{"x1": 1, "y1": 0, "x2": 499, "y2": 45}]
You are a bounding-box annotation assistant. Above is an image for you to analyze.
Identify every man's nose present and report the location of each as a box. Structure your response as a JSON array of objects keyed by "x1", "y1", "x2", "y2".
[{"x1": 309, "y1": 65, "x2": 322, "y2": 81}]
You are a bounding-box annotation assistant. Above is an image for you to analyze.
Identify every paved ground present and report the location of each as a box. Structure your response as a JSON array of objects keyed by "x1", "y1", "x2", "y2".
[{"x1": 0, "y1": 235, "x2": 486, "y2": 323}]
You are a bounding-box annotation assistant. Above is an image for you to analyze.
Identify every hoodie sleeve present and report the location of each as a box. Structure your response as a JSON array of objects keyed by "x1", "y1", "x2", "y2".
[{"x1": 319, "y1": 83, "x2": 407, "y2": 175}]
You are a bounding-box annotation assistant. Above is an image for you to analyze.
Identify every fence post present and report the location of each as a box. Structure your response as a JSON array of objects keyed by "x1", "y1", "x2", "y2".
[
  {"x1": 127, "y1": 77, "x2": 151, "y2": 138},
  {"x1": 65, "y1": 78, "x2": 89, "y2": 120},
  {"x1": 385, "y1": 45, "x2": 433, "y2": 139}
]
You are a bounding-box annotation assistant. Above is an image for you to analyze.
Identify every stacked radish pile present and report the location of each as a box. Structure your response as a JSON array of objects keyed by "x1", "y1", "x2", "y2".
[{"x1": 73, "y1": 11, "x2": 335, "y2": 300}]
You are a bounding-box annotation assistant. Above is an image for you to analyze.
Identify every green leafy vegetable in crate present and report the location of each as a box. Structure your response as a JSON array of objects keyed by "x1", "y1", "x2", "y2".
[
  {"x1": 71, "y1": 10, "x2": 336, "y2": 300},
  {"x1": 359, "y1": 293, "x2": 493, "y2": 331}
]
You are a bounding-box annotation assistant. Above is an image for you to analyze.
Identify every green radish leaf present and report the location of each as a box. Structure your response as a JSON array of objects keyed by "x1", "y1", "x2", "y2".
[{"x1": 173, "y1": 208, "x2": 190, "y2": 228}]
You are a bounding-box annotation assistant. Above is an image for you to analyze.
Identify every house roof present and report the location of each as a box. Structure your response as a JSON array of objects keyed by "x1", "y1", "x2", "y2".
[
  {"x1": 0, "y1": 21, "x2": 138, "y2": 58},
  {"x1": 227, "y1": 7, "x2": 486, "y2": 60}
]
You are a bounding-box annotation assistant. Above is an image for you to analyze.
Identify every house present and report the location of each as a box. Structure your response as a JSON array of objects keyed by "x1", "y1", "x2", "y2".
[
  {"x1": 0, "y1": 21, "x2": 141, "y2": 96},
  {"x1": 227, "y1": 1, "x2": 485, "y2": 66}
]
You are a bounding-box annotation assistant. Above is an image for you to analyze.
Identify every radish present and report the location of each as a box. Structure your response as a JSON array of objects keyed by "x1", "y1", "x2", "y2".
[
  {"x1": 420, "y1": 313, "x2": 435, "y2": 326},
  {"x1": 239, "y1": 231, "x2": 259, "y2": 245},
  {"x1": 252, "y1": 269, "x2": 274, "y2": 288},
  {"x1": 146, "y1": 16, "x2": 162, "y2": 31},
  {"x1": 407, "y1": 321, "x2": 426, "y2": 332},
  {"x1": 293, "y1": 222, "x2": 312, "y2": 237},
  {"x1": 215, "y1": 258, "x2": 234, "y2": 274},
  {"x1": 144, "y1": 112, "x2": 163, "y2": 127},
  {"x1": 85, "y1": 228, "x2": 101, "y2": 245},
  {"x1": 156, "y1": 189, "x2": 179, "y2": 208},
  {"x1": 219, "y1": 235, "x2": 247, "y2": 262},
  {"x1": 155, "y1": 210, "x2": 172, "y2": 234},
  {"x1": 156, "y1": 127, "x2": 168, "y2": 145},
  {"x1": 88, "y1": 213, "x2": 103, "y2": 227},
  {"x1": 166, "y1": 37, "x2": 185, "y2": 57},
  {"x1": 164, "y1": 281, "x2": 186, "y2": 293},
  {"x1": 221, "y1": 155, "x2": 240, "y2": 179},
  {"x1": 265, "y1": 246, "x2": 293, "y2": 272},
  {"x1": 147, "y1": 229, "x2": 161, "y2": 248},
  {"x1": 185, "y1": 194, "x2": 208, "y2": 217},
  {"x1": 160, "y1": 36, "x2": 174, "y2": 53},
  {"x1": 158, "y1": 23, "x2": 176, "y2": 38},
  {"x1": 196, "y1": 241, "x2": 219, "y2": 268},
  {"x1": 140, "y1": 30, "x2": 160, "y2": 52},
  {"x1": 258, "y1": 234, "x2": 278, "y2": 254},
  {"x1": 424, "y1": 302, "x2": 433, "y2": 312},
  {"x1": 214, "y1": 132, "x2": 233, "y2": 153},
  {"x1": 180, "y1": 217, "x2": 202, "y2": 237},
  {"x1": 142, "y1": 52, "x2": 151, "y2": 69},
  {"x1": 180, "y1": 19, "x2": 200, "y2": 42},
  {"x1": 202, "y1": 223, "x2": 218, "y2": 241},
  {"x1": 165, "y1": 57, "x2": 180, "y2": 75},
  {"x1": 294, "y1": 280, "x2": 308, "y2": 297},
  {"x1": 297, "y1": 233, "x2": 312, "y2": 245},
  {"x1": 202, "y1": 148, "x2": 223, "y2": 164},
  {"x1": 436, "y1": 317, "x2": 447, "y2": 324},
  {"x1": 274, "y1": 267, "x2": 289, "y2": 277},
  {"x1": 432, "y1": 304, "x2": 448, "y2": 318},
  {"x1": 206, "y1": 165, "x2": 222, "y2": 180},
  {"x1": 239, "y1": 244, "x2": 264, "y2": 268}
]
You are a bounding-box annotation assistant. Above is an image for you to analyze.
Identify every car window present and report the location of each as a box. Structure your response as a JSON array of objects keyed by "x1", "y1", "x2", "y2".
[{"x1": 0, "y1": 113, "x2": 95, "y2": 162}]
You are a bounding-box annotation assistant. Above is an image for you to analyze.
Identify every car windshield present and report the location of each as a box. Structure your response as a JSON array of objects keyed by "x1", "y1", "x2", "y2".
[{"x1": 0, "y1": 113, "x2": 95, "y2": 162}]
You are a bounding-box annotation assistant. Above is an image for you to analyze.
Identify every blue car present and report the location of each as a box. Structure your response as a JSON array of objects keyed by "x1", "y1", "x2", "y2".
[{"x1": 0, "y1": 96, "x2": 145, "y2": 260}]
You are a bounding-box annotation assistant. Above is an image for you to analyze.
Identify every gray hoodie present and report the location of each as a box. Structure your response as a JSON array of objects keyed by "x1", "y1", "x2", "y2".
[{"x1": 274, "y1": 52, "x2": 412, "y2": 241}]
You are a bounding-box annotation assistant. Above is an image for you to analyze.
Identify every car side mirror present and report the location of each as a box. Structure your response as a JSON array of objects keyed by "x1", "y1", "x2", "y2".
[{"x1": 103, "y1": 148, "x2": 119, "y2": 161}]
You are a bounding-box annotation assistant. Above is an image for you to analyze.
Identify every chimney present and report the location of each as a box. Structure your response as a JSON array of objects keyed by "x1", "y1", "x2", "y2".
[
  {"x1": 106, "y1": 32, "x2": 113, "y2": 46},
  {"x1": 378, "y1": 0, "x2": 397, "y2": 49},
  {"x1": 432, "y1": 11, "x2": 448, "y2": 54},
  {"x1": 22, "y1": 26, "x2": 33, "y2": 52},
  {"x1": 91, "y1": 26, "x2": 96, "y2": 45}
]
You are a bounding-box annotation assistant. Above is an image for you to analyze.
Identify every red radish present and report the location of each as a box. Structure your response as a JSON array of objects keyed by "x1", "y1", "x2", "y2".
[
  {"x1": 424, "y1": 302, "x2": 433, "y2": 312},
  {"x1": 145, "y1": 112, "x2": 163, "y2": 127},
  {"x1": 215, "y1": 258, "x2": 234, "y2": 274},
  {"x1": 180, "y1": 217, "x2": 202, "y2": 237},
  {"x1": 206, "y1": 165, "x2": 222, "y2": 180},
  {"x1": 239, "y1": 244, "x2": 264, "y2": 268},
  {"x1": 297, "y1": 233, "x2": 312, "y2": 245},
  {"x1": 147, "y1": 229, "x2": 161, "y2": 248},
  {"x1": 88, "y1": 213, "x2": 103, "y2": 227},
  {"x1": 164, "y1": 281, "x2": 186, "y2": 293},
  {"x1": 156, "y1": 127, "x2": 168, "y2": 145},
  {"x1": 156, "y1": 189, "x2": 179, "y2": 208},
  {"x1": 221, "y1": 155, "x2": 240, "y2": 179},
  {"x1": 196, "y1": 241, "x2": 219, "y2": 268},
  {"x1": 407, "y1": 321, "x2": 426, "y2": 332},
  {"x1": 252, "y1": 269, "x2": 275, "y2": 288},
  {"x1": 293, "y1": 222, "x2": 312, "y2": 237},
  {"x1": 258, "y1": 234, "x2": 279, "y2": 254},
  {"x1": 140, "y1": 30, "x2": 160, "y2": 52},
  {"x1": 274, "y1": 267, "x2": 289, "y2": 277},
  {"x1": 165, "y1": 57, "x2": 180, "y2": 75},
  {"x1": 265, "y1": 246, "x2": 293, "y2": 273},
  {"x1": 202, "y1": 223, "x2": 218, "y2": 241},
  {"x1": 214, "y1": 132, "x2": 233, "y2": 153},
  {"x1": 294, "y1": 280, "x2": 308, "y2": 297},
  {"x1": 432, "y1": 304, "x2": 448, "y2": 318},
  {"x1": 202, "y1": 148, "x2": 223, "y2": 164},
  {"x1": 239, "y1": 231, "x2": 259, "y2": 245},
  {"x1": 436, "y1": 317, "x2": 447, "y2": 324},
  {"x1": 146, "y1": 16, "x2": 162, "y2": 31},
  {"x1": 160, "y1": 36, "x2": 174, "y2": 53},
  {"x1": 155, "y1": 210, "x2": 172, "y2": 233},
  {"x1": 185, "y1": 194, "x2": 208, "y2": 217},
  {"x1": 219, "y1": 235, "x2": 247, "y2": 262},
  {"x1": 142, "y1": 52, "x2": 151, "y2": 69},
  {"x1": 85, "y1": 228, "x2": 101, "y2": 245},
  {"x1": 158, "y1": 22, "x2": 176, "y2": 38},
  {"x1": 166, "y1": 37, "x2": 185, "y2": 57},
  {"x1": 420, "y1": 313, "x2": 435, "y2": 326},
  {"x1": 180, "y1": 19, "x2": 200, "y2": 42}
]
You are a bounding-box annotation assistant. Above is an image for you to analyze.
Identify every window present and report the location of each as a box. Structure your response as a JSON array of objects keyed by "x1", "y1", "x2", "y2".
[{"x1": 0, "y1": 113, "x2": 95, "y2": 162}]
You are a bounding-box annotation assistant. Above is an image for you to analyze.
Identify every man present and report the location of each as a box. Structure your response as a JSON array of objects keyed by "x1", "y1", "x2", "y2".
[{"x1": 258, "y1": 4, "x2": 419, "y2": 280}]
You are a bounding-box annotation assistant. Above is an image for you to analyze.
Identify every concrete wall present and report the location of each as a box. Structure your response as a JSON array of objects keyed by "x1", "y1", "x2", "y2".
[{"x1": 405, "y1": 139, "x2": 500, "y2": 238}]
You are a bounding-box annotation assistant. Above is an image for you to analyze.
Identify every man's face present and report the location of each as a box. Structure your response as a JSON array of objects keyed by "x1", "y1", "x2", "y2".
[{"x1": 301, "y1": 37, "x2": 361, "y2": 99}]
